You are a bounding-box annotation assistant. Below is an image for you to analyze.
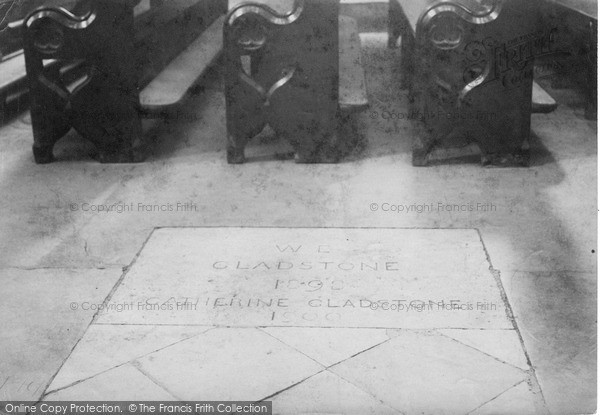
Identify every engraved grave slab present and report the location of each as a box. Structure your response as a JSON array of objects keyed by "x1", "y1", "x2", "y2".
[{"x1": 97, "y1": 228, "x2": 512, "y2": 328}]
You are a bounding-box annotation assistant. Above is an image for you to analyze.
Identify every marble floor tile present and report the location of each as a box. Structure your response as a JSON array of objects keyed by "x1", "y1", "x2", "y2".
[
  {"x1": 0, "y1": 268, "x2": 122, "y2": 401},
  {"x1": 271, "y1": 370, "x2": 400, "y2": 415},
  {"x1": 44, "y1": 364, "x2": 177, "y2": 401},
  {"x1": 47, "y1": 324, "x2": 212, "y2": 392},
  {"x1": 330, "y1": 330, "x2": 533, "y2": 414},
  {"x1": 469, "y1": 380, "x2": 543, "y2": 415},
  {"x1": 437, "y1": 329, "x2": 529, "y2": 370},
  {"x1": 262, "y1": 327, "x2": 390, "y2": 367},
  {"x1": 135, "y1": 328, "x2": 324, "y2": 400}
]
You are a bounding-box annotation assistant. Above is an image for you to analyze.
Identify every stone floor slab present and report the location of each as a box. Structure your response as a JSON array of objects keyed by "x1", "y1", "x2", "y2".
[
  {"x1": 0, "y1": 267, "x2": 122, "y2": 401},
  {"x1": 262, "y1": 327, "x2": 390, "y2": 367},
  {"x1": 469, "y1": 381, "x2": 542, "y2": 415},
  {"x1": 437, "y1": 329, "x2": 529, "y2": 370},
  {"x1": 500, "y1": 270, "x2": 597, "y2": 414},
  {"x1": 98, "y1": 227, "x2": 510, "y2": 329},
  {"x1": 135, "y1": 328, "x2": 324, "y2": 400},
  {"x1": 48, "y1": 325, "x2": 212, "y2": 392},
  {"x1": 329, "y1": 330, "x2": 533, "y2": 414},
  {"x1": 44, "y1": 364, "x2": 177, "y2": 401},
  {"x1": 270, "y1": 370, "x2": 400, "y2": 415},
  {"x1": 41, "y1": 228, "x2": 533, "y2": 410}
]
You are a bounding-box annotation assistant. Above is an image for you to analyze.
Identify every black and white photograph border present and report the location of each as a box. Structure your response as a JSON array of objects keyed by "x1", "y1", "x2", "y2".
[{"x1": 0, "y1": 0, "x2": 596, "y2": 414}]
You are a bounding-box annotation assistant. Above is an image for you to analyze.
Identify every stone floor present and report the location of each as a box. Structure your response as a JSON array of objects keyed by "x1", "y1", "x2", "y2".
[
  {"x1": 0, "y1": 11, "x2": 597, "y2": 415},
  {"x1": 41, "y1": 227, "x2": 542, "y2": 414}
]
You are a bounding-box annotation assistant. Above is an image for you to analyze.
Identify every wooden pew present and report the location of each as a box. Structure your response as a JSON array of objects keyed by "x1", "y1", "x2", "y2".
[
  {"x1": 1, "y1": 1, "x2": 82, "y2": 124},
  {"x1": 13, "y1": 0, "x2": 226, "y2": 164},
  {"x1": 224, "y1": 0, "x2": 368, "y2": 164},
  {"x1": 1, "y1": 1, "x2": 81, "y2": 59},
  {"x1": 389, "y1": 0, "x2": 559, "y2": 166}
]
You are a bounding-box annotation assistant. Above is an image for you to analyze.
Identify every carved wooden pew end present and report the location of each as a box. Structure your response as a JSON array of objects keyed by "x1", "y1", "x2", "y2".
[
  {"x1": 390, "y1": 0, "x2": 558, "y2": 167},
  {"x1": 18, "y1": 0, "x2": 226, "y2": 164},
  {"x1": 224, "y1": 0, "x2": 368, "y2": 164}
]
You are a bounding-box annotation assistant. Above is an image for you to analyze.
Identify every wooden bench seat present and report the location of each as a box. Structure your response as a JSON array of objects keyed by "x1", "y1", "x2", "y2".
[
  {"x1": 339, "y1": 15, "x2": 369, "y2": 113},
  {"x1": 547, "y1": 0, "x2": 597, "y2": 20},
  {"x1": 532, "y1": 81, "x2": 559, "y2": 114},
  {"x1": 140, "y1": 14, "x2": 225, "y2": 114}
]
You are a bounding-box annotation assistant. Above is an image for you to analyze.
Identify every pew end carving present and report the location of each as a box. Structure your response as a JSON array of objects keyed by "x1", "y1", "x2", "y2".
[
  {"x1": 22, "y1": 0, "x2": 142, "y2": 164},
  {"x1": 390, "y1": 0, "x2": 558, "y2": 167},
  {"x1": 224, "y1": 0, "x2": 368, "y2": 164},
  {"x1": 18, "y1": 0, "x2": 226, "y2": 164}
]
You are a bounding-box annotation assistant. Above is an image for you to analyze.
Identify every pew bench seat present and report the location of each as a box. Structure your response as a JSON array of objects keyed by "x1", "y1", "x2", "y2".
[
  {"x1": 532, "y1": 81, "x2": 558, "y2": 114},
  {"x1": 1, "y1": 30, "x2": 225, "y2": 119},
  {"x1": 339, "y1": 15, "x2": 369, "y2": 113},
  {"x1": 140, "y1": 14, "x2": 225, "y2": 115}
]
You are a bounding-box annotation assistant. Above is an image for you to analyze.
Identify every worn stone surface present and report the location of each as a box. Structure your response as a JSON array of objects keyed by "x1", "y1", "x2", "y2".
[
  {"x1": 135, "y1": 328, "x2": 325, "y2": 401},
  {"x1": 47, "y1": 325, "x2": 212, "y2": 393},
  {"x1": 97, "y1": 227, "x2": 510, "y2": 328},
  {"x1": 0, "y1": 268, "x2": 121, "y2": 401},
  {"x1": 329, "y1": 330, "x2": 532, "y2": 414},
  {"x1": 437, "y1": 328, "x2": 530, "y2": 370},
  {"x1": 43, "y1": 226, "x2": 541, "y2": 412},
  {"x1": 470, "y1": 381, "x2": 541, "y2": 415},
  {"x1": 44, "y1": 364, "x2": 178, "y2": 401},
  {"x1": 262, "y1": 327, "x2": 390, "y2": 367},
  {"x1": 270, "y1": 370, "x2": 401, "y2": 415}
]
